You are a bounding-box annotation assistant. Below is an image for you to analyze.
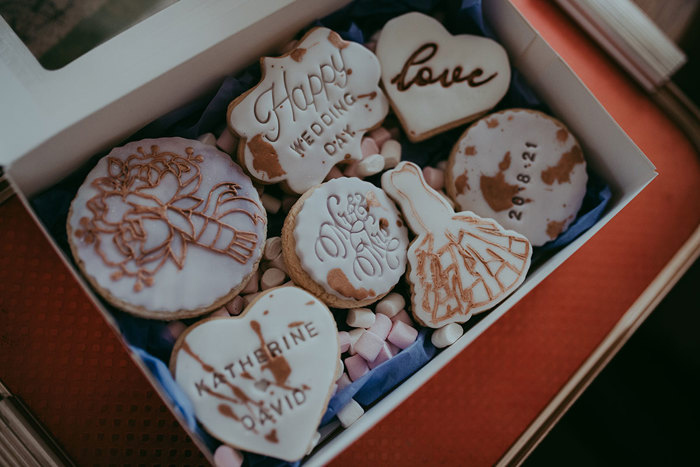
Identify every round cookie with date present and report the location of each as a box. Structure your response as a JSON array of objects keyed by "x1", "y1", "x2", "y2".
[
  {"x1": 282, "y1": 177, "x2": 409, "y2": 308},
  {"x1": 67, "y1": 137, "x2": 267, "y2": 319},
  {"x1": 445, "y1": 109, "x2": 587, "y2": 246}
]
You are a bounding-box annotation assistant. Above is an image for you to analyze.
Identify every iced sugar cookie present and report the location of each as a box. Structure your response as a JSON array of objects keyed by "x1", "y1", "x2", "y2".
[
  {"x1": 228, "y1": 27, "x2": 389, "y2": 194},
  {"x1": 282, "y1": 177, "x2": 409, "y2": 308},
  {"x1": 67, "y1": 138, "x2": 266, "y2": 319},
  {"x1": 170, "y1": 286, "x2": 339, "y2": 462},
  {"x1": 382, "y1": 162, "x2": 531, "y2": 327},
  {"x1": 445, "y1": 109, "x2": 587, "y2": 246},
  {"x1": 376, "y1": 12, "x2": 510, "y2": 142}
]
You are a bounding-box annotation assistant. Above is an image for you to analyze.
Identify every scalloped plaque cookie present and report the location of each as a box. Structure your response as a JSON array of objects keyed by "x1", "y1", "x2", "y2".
[
  {"x1": 376, "y1": 12, "x2": 510, "y2": 142},
  {"x1": 170, "y1": 287, "x2": 339, "y2": 462},
  {"x1": 382, "y1": 162, "x2": 531, "y2": 327},
  {"x1": 228, "y1": 27, "x2": 389, "y2": 194},
  {"x1": 67, "y1": 138, "x2": 266, "y2": 319}
]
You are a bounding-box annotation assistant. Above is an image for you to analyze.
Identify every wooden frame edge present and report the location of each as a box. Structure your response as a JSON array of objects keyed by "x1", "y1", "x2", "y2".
[{"x1": 498, "y1": 223, "x2": 700, "y2": 466}]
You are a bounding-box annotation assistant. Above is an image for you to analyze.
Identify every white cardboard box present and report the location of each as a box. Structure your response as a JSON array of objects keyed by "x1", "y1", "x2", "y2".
[{"x1": 0, "y1": 0, "x2": 656, "y2": 464}]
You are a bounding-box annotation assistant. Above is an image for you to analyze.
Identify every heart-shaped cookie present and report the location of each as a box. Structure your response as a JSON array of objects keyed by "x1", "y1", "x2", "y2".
[
  {"x1": 376, "y1": 12, "x2": 510, "y2": 142},
  {"x1": 170, "y1": 286, "x2": 339, "y2": 461}
]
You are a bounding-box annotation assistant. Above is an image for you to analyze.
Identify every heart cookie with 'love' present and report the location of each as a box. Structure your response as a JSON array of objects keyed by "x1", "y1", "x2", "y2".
[
  {"x1": 170, "y1": 286, "x2": 339, "y2": 461},
  {"x1": 376, "y1": 12, "x2": 510, "y2": 142}
]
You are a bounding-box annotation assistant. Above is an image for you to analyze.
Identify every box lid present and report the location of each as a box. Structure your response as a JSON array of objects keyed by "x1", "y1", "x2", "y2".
[{"x1": 0, "y1": 0, "x2": 349, "y2": 195}]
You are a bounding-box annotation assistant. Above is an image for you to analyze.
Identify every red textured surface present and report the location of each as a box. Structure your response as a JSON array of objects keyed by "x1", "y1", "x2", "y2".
[
  {"x1": 330, "y1": 1, "x2": 700, "y2": 466},
  {"x1": 0, "y1": 197, "x2": 207, "y2": 465},
  {"x1": 0, "y1": 2, "x2": 698, "y2": 466}
]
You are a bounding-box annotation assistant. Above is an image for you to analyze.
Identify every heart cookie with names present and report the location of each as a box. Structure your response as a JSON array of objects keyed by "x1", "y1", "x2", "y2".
[
  {"x1": 376, "y1": 12, "x2": 510, "y2": 142},
  {"x1": 228, "y1": 27, "x2": 389, "y2": 194},
  {"x1": 170, "y1": 286, "x2": 339, "y2": 461}
]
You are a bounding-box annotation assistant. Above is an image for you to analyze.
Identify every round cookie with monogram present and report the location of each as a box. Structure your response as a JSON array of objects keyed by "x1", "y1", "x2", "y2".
[
  {"x1": 282, "y1": 177, "x2": 409, "y2": 309},
  {"x1": 227, "y1": 27, "x2": 390, "y2": 194},
  {"x1": 376, "y1": 12, "x2": 511, "y2": 142}
]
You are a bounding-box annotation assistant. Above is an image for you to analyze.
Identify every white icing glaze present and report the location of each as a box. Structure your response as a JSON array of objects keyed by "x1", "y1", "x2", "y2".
[
  {"x1": 229, "y1": 27, "x2": 389, "y2": 194},
  {"x1": 382, "y1": 162, "x2": 531, "y2": 327},
  {"x1": 293, "y1": 177, "x2": 409, "y2": 302},
  {"x1": 447, "y1": 109, "x2": 587, "y2": 246},
  {"x1": 375, "y1": 12, "x2": 510, "y2": 141},
  {"x1": 68, "y1": 138, "x2": 266, "y2": 315},
  {"x1": 172, "y1": 286, "x2": 339, "y2": 462}
]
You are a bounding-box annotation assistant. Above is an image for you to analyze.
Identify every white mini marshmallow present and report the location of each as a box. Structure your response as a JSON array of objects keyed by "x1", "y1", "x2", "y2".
[
  {"x1": 375, "y1": 293, "x2": 405, "y2": 318},
  {"x1": 356, "y1": 154, "x2": 385, "y2": 178},
  {"x1": 337, "y1": 399, "x2": 364, "y2": 428},
  {"x1": 346, "y1": 308, "x2": 376, "y2": 328},
  {"x1": 431, "y1": 323, "x2": 464, "y2": 348}
]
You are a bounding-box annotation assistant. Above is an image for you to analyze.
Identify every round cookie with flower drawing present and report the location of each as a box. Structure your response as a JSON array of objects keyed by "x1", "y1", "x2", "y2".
[{"x1": 67, "y1": 137, "x2": 267, "y2": 319}]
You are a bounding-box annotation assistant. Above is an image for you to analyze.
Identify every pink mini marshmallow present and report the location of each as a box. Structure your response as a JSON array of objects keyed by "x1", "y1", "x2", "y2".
[
  {"x1": 242, "y1": 292, "x2": 260, "y2": 306},
  {"x1": 336, "y1": 372, "x2": 352, "y2": 390},
  {"x1": 368, "y1": 127, "x2": 392, "y2": 147},
  {"x1": 197, "y1": 132, "x2": 217, "y2": 147},
  {"x1": 367, "y1": 342, "x2": 393, "y2": 370},
  {"x1": 225, "y1": 295, "x2": 245, "y2": 316},
  {"x1": 263, "y1": 236, "x2": 283, "y2": 261},
  {"x1": 164, "y1": 321, "x2": 187, "y2": 343},
  {"x1": 387, "y1": 341, "x2": 401, "y2": 356},
  {"x1": 423, "y1": 166, "x2": 445, "y2": 191},
  {"x1": 391, "y1": 309, "x2": 413, "y2": 327},
  {"x1": 270, "y1": 254, "x2": 289, "y2": 275},
  {"x1": 261, "y1": 267, "x2": 286, "y2": 289},
  {"x1": 337, "y1": 330, "x2": 351, "y2": 353},
  {"x1": 209, "y1": 307, "x2": 230, "y2": 318},
  {"x1": 354, "y1": 330, "x2": 384, "y2": 362},
  {"x1": 343, "y1": 161, "x2": 361, "y2": 178},
  {"x1": 387, "y1": 320, "x2": 418, "y2": 350},
  {"x1": 348, "y1": 328, "x2": 364, "y2": 355},
  {"x1": 360, "y1": 137, "x2": 380, "y2": 158},
  {"x1": 216, "y1": 129, "x2": 238, "y2": 154},
  {"x1": 368, "y1": 312, "x2": 392, "y2": 340},
  {"x1": 345, "y1": 354, "x2": 369, "y2": 381},
  {"x1": 324, "y1": 165, "x2": 344, "y2": 181},
  {"x1": 261, "y1": 193, "x2": 282, "y2": 214},
  {"x1": 213, "y1": 445, "x2": 244, "y2": 467},
  {"x1": 241, "y1": 270, "x2": 259, "y2": 294}
]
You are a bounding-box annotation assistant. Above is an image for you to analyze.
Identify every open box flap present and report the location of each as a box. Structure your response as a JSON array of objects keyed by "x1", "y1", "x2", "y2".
[{"x1": 0, "y1": 0, "x2": 350, "y2": 193}]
